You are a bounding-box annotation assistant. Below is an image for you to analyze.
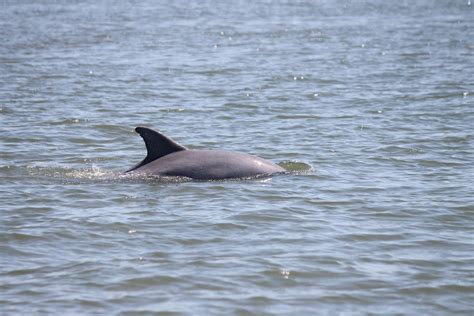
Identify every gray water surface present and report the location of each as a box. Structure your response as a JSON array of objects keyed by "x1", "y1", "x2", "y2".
[{"x1": 1, "y1": 1, "x2": 473, "y2": 315}]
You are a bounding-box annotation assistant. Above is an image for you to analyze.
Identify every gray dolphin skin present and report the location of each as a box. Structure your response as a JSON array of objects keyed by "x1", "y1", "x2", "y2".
[{"x1": 126, "y1": 127, "x2": 285, "y2": 180}]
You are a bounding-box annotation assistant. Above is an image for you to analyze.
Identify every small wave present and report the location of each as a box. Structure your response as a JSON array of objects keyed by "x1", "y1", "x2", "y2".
[
  {"x1": 278, "y1": 160, "x2": 313, "y2": 174},
  {"x1": 25, "y1": 164, "x2": 122, "y2": 183}
]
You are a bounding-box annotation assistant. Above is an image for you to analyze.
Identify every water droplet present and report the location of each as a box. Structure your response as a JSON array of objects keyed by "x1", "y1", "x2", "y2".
[
  {"x1": 300, "y1": 76, "x2": 304, "y2": 80},
  {"x1": 294, "y1": 77, "x2": 297, "y2": 80},
  {"x1": 280, "y1": 270, "x2": 290, "y2": 279},
  {"x1": 314, "y1": 93, "x2": 319, "y2": 97}
]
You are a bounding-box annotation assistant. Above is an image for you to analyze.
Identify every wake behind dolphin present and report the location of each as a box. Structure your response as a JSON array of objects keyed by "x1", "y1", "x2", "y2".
[{"x1": 126, "y1": 127, "x2": 286, "y2": 180}]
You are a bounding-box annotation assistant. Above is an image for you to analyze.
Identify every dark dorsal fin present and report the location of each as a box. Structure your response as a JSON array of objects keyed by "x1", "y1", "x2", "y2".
[{"x1": 126, "y1": 127, "x2": 187, "y2": 172}]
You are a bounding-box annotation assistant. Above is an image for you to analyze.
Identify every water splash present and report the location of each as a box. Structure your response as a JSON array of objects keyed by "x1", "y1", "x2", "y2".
[{"x1": 64, "y1": 164, "x2": 117, "y2": 180}]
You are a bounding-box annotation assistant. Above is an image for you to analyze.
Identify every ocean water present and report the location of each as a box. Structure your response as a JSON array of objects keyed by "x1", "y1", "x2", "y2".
[{"x1": 0, "y1": 0, "x2": 473, "y2": 315}]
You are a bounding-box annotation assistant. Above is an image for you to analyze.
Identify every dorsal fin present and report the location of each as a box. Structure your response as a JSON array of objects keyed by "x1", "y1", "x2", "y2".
[{"x1": 126, "y1": 127, "x2": 187, "y2": 172}]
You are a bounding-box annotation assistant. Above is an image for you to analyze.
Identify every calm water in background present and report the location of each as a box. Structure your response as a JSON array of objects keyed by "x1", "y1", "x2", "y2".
[{"x1": 1, "y1": 0, "x2": 473, "y2": 314}]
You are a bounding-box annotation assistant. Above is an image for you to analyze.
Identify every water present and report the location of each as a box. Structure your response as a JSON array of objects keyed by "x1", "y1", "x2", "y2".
[{"x1": 1, "y1": 0, "x2": 473, "y2": 314}]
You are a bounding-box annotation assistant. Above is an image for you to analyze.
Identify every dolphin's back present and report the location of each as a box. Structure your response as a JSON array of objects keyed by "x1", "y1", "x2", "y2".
[
  {"x1": 131, "y1": 150, "x2": 285, "y2": 180},
  {"x1": 126, "y1": 126, "x2": 285, "y2": 180}
]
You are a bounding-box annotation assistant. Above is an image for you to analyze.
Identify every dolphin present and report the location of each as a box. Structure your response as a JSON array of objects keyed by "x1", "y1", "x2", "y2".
[{"x1": 126, "y1": 127, "x2": 285, "y2": 180}]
